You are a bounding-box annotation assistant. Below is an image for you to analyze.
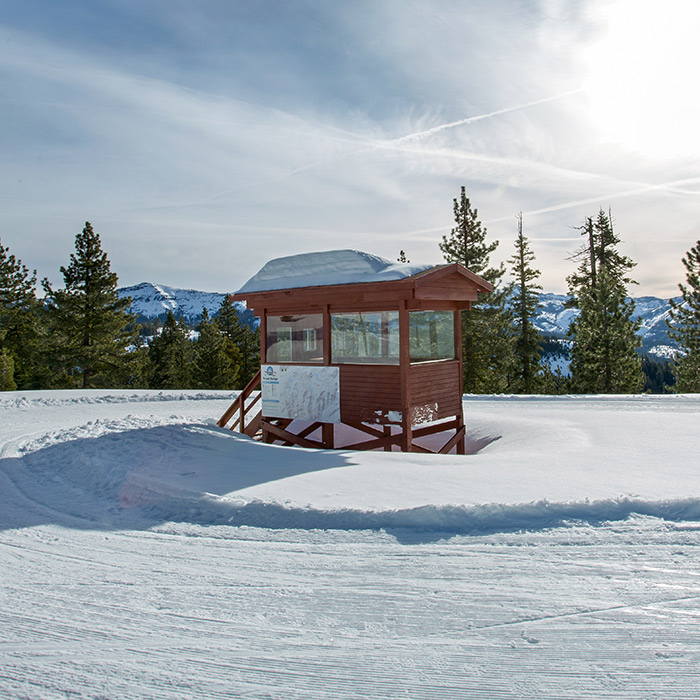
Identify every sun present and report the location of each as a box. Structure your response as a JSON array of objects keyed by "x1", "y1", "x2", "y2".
[{"x1": 582, "y1": 0, "x2": 700, "y2": 159}]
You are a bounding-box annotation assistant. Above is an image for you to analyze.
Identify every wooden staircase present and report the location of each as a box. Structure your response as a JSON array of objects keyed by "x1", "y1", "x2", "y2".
[
  {"x1": 217, "y1": 367, "x2": 465, "y2": 454},
  {"x1": 217, "y1": 369, "x2": 262, "y2": 437}
]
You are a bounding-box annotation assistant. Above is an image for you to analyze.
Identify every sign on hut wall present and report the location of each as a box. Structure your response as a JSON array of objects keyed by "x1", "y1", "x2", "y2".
[{"x1": 261, "y1": 364, "x2": 341, "y2": 423}]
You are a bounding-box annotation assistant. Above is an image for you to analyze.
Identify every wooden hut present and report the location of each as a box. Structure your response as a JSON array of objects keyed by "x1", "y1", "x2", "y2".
[{"x1": 217, "y1": 250, "x2": 492, "y2": 453}]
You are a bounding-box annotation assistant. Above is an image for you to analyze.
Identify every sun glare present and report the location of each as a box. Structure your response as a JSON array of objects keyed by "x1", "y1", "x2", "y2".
[{"x1": 582, "y1": 0, "x2": 700, "y2": 158}]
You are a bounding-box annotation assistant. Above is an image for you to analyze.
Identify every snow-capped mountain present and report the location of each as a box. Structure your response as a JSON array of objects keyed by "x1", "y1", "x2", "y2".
[
  {"x1": 532, "y1": 293, "x2": 578, "y2": 337},
  {"x1": 118, "y1": 282, "x2": 227, "y2": 320},
  {"x1": 632, "y1": 296, "x2": 679, "y2": 358},
  {"x1": 117, "y1": 282, "x2": 256, "y2": 328},
  {"x1": 118, "y1": 283, "x2": 678, "y2": 358},
  {"x1": 532, "y1": 292, "x2": 679, "y2": 359}
]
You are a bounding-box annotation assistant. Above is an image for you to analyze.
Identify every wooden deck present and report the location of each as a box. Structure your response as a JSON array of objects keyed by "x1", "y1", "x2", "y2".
[{"x1": 217, "y1": 360, "x2": 465, "y2": 454}]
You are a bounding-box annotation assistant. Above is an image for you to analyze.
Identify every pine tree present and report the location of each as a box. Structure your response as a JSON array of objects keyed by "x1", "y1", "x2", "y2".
[
  {"x1": 119, "y1": 339, "x2": 151, "y2": 388},
  {"x1": 245, "y1": 326, "x2": 261, "y2": 384},
  {"x1": 0, "y1": 239, "x2": 41, "y2": 389},
  {"x1": 668, "y1": 240, "x2": 700, "y2": 392},
  {"x1": 508, "y1": 213, "x2": 544, "y2": 393},
  {"x1": 148, "y1": 311, "x2": 194, "y2": 389},
  {"x1": 214, "y1": 296, "x2": 239, "y2": 339},
  {"x1": 0, "y1": 332, "x2": 16, "y2": 391},
  {"x1": 540, "y1": 364, "x2": 568, "y2": 395},
  {"x1": 537, "y1": 337, "x2": 570, "y2": 394},
  {"x1": 193, "y1": 308, "x2": 239, "y2": 389},
  {"x1": 439, "y1": 186, "x2": 516, "y2": 393},
  {"x1": 640, "y1": 356, "x2": 674, "y2": 394},
  {"x1": 41, "y1": 222, "x2": 139, "y2": 389},
  {"x1": 566, "y1": 209, "x2": 643, "y2": 393},
  {"x1": 215, "y1": 296, "x2": 257, "y2": 387}
]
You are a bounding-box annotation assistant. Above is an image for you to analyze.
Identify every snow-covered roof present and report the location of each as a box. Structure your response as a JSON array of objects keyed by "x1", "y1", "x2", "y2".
[{"x1": 236, "y1": 249, "x2": 435, "y2": 294}]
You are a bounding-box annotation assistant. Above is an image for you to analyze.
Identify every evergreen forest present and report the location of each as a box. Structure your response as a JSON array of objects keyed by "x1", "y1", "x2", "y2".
[
  {"x1": 2, "y1": 210, "x2": 698, "y2": 395},
  {"x1": 433, "y1": 187, "x2": 697, "y2": 395},
  {"x1": 1, "y1": 223, "x2": 259, "y2": 392}
]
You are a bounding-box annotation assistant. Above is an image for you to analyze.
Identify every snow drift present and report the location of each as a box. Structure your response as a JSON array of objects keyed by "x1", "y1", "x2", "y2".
[
  {"x1": 3, "y1": 391, "x2": 700, "y2": 536},
  {"x1": 3, "y1": 390, "x2": 700, "y2": 700}
]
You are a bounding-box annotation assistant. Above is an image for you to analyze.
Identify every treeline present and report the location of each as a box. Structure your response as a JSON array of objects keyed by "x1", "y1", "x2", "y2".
[
  {"x1": 428, "y1": 187, "x2": 700, "y2": 395},
  {"x1": 0, "y1": 223, "x2": 259, "y2": 391},
  {"x1": 3, "y1": 207, "x2": 699, "y2": 395}
]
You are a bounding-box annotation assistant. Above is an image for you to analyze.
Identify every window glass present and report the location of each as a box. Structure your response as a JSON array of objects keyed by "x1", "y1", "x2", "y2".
[
  {"x1": 331, "y1": 312, "x2": 399, "y2": 365},
  {"x1": 275, "y1": 326, "x2": 292, "y2": 361},
  {"x1": 266, "y1": 314, "x2": 323, "y2": 363},
  {"x1": 303, "y1": 328, "x2": 317, "y2": 352},
  {"x1": 409, "y1": 311, "x2": 455, "y2": 362}
]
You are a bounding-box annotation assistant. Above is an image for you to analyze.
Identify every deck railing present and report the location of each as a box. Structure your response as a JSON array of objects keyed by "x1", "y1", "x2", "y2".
[{"x1": 217, "y1": 369, "x2": 262, "y2": 437}]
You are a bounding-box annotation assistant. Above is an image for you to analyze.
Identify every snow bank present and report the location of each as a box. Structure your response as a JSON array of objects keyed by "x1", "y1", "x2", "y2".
[
  {"x1": 4, "y1": 390, "x2": 700, "y2": 700},
  {"x1": 13, "y1": 420, "x2": 700, "y2": 535},
  {"x1": 4, "y1": 391, "x2": 699, "y2": 535},
  {"x1": 236, "y1": 249, "x2": 434, "y2": 293},
  {"x1": 142, "y1": 495, "x2": 700, "y2": 535}
]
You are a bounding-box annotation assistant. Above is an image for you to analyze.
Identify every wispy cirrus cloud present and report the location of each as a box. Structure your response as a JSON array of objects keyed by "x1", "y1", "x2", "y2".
[{"x1": 0, "y1": 1, "x2": 698, "y2": 297}]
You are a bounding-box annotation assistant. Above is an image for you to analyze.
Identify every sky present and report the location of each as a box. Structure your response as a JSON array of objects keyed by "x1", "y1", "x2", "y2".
[{"x1": 1, "y1": 0, "x2": 699, "y2": 297}]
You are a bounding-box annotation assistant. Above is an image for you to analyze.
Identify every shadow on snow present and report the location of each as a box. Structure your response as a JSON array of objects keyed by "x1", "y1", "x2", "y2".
[{"x1": 1, "y1": 423, "x2": 700, "y2": 542}]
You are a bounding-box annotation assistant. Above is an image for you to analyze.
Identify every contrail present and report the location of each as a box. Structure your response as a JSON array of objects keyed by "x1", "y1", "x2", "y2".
[
  {"x1": 154, "y1": 90, "x2": 585, "y2": 211},
  {"x1": 485, "y1": 176, "x2": 700, "y2": 224},
  {"x1": 384, "y1": 176, "x2": 700, "y2": 241},
  {"x1": 388, "y1": 88, "x2": 584, "y2": 145}
]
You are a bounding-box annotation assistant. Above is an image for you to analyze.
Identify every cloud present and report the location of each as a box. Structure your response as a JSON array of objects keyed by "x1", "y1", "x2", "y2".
[
  {"x1": 389, "y1": 89, "x2": 585, "y2": 145},
  {"x1": 0, "y1": 2, "x2": 699, "y2": 298}
]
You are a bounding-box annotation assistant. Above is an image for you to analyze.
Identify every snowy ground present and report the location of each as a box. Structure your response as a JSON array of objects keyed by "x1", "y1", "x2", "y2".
[{"x1": 2, "y1": 390, "x2": 700, "y2": 699}]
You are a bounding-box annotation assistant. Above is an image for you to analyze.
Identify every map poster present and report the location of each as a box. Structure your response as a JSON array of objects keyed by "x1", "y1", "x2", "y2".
[{"x1": 261, "y1": 364, "x2": 341, "y2": 423}]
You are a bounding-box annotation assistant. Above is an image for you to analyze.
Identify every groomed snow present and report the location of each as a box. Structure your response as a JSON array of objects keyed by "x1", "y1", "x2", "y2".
[
  {"x1": 236, "y1": 249, "x2": 434, "y2": 293},
  {"x1": 2, "y1": 390, "x2": 700, "y2": 699}
]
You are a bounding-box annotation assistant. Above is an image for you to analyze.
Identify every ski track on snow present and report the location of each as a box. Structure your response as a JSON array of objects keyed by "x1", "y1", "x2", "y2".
[{"x1": 2, "y1": 391, "x2": 700, "y2": 699}]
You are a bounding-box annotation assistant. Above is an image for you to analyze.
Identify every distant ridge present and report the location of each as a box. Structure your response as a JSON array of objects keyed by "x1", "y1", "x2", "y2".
[
  {"x1": 118, "y1": 283, "x2": 679, "y2": 359},
  {"x1": 533, "y1": 293, "x2": 679, "y2": 359},
  {"x1": 117, "y1": 282, "x2": 256, "y2": 328}
]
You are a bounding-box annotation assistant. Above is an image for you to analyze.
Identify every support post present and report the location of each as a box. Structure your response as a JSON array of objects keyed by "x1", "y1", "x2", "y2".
[
  {"x1": 260, "y1": 310, "x2": 268, "y2": 363},
  {"x1": 323, "y1": 303, "x2": 331, "y2": 365},
  {"x1": 399, "y1": 300, "x2": 412, "y2": 452},
  {"x1": 455, "y1": 421, "x2": 466, "y2": 455},
  {"x1": 260, "y1": 309, "x2": 268, "y2": 437},
  {"x1": 454, "y1": 307, "x2": 465, "y2": 454},
  {"x1": 383, "y1": 425, "x2": 392, "y2": 451},
  {"x1": 454, "y1": 307, "x2": 463, "y2": 395},
  {"x1": 322, "y1": 422, "x2": 334, "y2": 449}
]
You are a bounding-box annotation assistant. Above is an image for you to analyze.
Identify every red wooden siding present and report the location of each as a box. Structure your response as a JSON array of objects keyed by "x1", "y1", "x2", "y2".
[
  {"x1": 409, "y1": 359, "x2": 462, "y2": 422},
  {"x1": 338, "y1": 360, "x2": 461, "y2": 425},
  {"x1": 414, "y1": 278, "x2": 479, "y2": 301},
  {"x1": 339, "y1": 364, "x2": 402, "y2": 423}
]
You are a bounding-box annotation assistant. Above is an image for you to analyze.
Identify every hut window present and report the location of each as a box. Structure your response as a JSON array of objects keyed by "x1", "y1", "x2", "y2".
[
  {"x1": 331, "y1": 312, "x2": 399, "y2": 365},
  {"x1": 409, "y1": 311, "x2": 455, "y2": 362},
  {"x1": 266, "y1": 314, "x2": 323, "y2": 363},
  {"x1": 303, "y1": 328, "x2": 317, "y2": 352}
]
